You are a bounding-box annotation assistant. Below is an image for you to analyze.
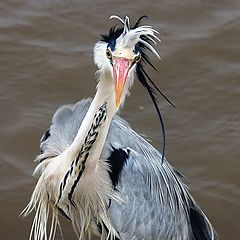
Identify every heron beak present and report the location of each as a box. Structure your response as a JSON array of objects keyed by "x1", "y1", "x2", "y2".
[{"x1": 112, "y1": 57, "x2": 131, "y2": 107}]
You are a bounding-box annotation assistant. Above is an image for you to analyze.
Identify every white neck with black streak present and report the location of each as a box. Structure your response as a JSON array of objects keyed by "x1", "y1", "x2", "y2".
[
  {"x1": 55, "y1": 70, "x2": 122, "y2": 239},
  {"x1": 68, "y1": 71, "x2": 119, "y2": 170}
]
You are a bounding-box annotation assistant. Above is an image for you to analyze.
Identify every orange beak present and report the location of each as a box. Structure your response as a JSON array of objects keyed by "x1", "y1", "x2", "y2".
[{"x1": 112, "y1": 57, "x2": 131, "y2": 107}]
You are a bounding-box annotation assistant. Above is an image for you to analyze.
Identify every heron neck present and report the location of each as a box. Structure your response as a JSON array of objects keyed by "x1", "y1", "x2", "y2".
[{"x1": 69, "y1": 71, "x2": 117, "y2": 167}]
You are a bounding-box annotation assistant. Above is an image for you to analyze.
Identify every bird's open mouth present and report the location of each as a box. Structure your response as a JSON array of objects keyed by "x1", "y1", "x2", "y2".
[{"x1": 112, "y1": 57, "x2": 132, "y2": 107}]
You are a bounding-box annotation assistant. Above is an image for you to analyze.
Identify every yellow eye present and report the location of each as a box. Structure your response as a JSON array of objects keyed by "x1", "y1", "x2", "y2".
[
  {"x1": 135, "y1": 54, "x2": 141, "y2": 63},
  {"x1": 106, "y1": 49, "x2": 112, "y2": 59}
]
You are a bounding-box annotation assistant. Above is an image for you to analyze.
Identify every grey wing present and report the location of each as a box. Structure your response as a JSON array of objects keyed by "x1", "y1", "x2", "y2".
[
  {"x1": 104, "y1": 119, "x2": 190, "y2": 240},
  {"x1": 104, "y1": 110, "x2": 216, "y2": 240},
  {"x1": 38, "y1": 99, "x2": 91, "y2": 162}
]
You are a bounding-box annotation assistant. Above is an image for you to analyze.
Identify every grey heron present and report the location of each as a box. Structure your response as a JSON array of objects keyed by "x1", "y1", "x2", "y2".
[{"x1": 22, "y1": 15, "x2": 217, "y2": 240}]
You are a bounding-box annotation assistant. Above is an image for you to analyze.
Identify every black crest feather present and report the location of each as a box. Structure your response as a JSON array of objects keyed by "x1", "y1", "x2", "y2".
[{"x1": 101, "y1": 25, "x2": 123, "y2": 43}]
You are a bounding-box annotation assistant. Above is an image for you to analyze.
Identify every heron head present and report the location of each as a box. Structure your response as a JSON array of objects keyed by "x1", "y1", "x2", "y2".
[{"x1": 94, "y1": 15, "x2": 161, "y2": 107}]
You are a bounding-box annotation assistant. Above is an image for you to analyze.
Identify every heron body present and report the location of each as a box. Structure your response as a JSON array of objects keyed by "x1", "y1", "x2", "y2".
[{"x1": 23, "y1": 16, "x2": 217, "y2": 240}]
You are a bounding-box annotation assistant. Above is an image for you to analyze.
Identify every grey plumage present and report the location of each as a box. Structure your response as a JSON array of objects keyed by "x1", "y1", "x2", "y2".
[
  {"x1": 24, "y1": 15, "x2": 217, "y2": 240},
  {"x1": 39, "y1": 98, "x2": 216, "y2": 240}
]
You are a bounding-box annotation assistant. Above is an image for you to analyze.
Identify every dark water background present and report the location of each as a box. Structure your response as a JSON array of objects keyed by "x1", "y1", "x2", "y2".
[{"x1": 0, "y1": 0, "x2": 240, "y2": 239}]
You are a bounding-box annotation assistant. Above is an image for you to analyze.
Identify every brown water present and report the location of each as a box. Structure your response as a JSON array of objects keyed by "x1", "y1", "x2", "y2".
[{"x1": 0, "y1": 0, "x2": 240, "y2": 239}]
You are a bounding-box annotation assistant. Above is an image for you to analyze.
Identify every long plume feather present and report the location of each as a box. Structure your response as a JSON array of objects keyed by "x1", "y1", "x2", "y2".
[{"x1": 106, "y1": 15, "x2": 174, "y2": 162}]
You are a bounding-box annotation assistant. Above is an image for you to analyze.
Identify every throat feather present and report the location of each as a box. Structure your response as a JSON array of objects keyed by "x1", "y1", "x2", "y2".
[{"x1": 57, "y1": 101, "x2": 108, "y2": 207}]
